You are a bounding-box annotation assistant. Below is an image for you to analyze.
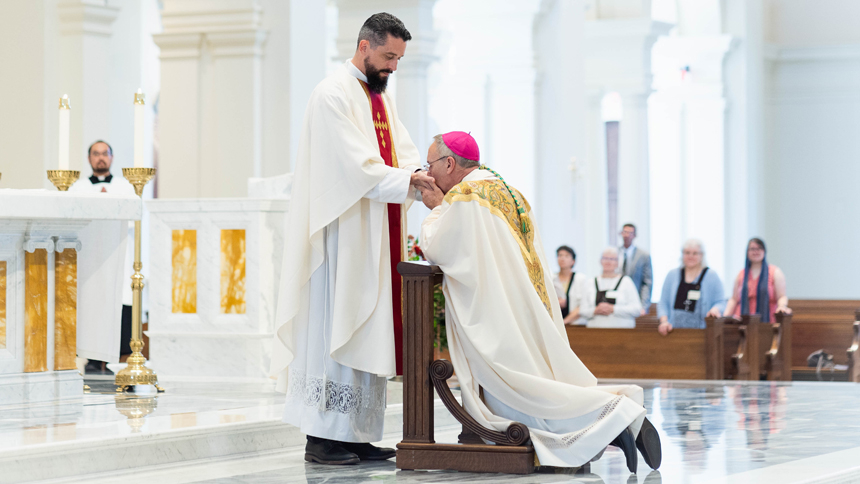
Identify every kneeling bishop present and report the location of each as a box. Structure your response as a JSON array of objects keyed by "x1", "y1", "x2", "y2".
[{"x1": 418, "y1": 131, "x2": 661, "y2": 472}]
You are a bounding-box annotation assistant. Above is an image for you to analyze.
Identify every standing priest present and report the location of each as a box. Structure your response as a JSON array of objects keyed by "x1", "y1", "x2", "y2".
[
  {"x1": 419, "y1": 132, "x2": 662, "y2": 473},
  {"x1": 270, "y1": 13, "x2": 435, "y2": 465}
]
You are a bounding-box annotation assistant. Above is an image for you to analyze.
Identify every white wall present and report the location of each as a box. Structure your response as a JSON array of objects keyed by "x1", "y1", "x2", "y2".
[
  {"x1": 765, "y1": 56, "x2": 860, "y2": 299},
  {"x1": 762, "y1": 0, "x2": 860, "y2": 298}
]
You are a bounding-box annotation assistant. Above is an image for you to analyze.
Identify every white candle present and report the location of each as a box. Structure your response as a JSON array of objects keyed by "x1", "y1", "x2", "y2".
[
  {"x1": 134, "y1": 88, "x2": 145, "y2": 168},
  {"x1": 58, "y1": 94, "x2": 70, "y2": 170}
]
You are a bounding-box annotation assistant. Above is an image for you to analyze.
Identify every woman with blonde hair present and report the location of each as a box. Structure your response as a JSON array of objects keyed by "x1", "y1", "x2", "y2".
[{"x1": 657, "y1": 239, "x2": 726, "y2": 336}]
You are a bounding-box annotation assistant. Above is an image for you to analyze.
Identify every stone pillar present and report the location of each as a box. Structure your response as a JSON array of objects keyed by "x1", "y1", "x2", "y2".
[
  {"x1": 584, "y1": 16, "x2": 672, "y2": 260},
  {"x1": 154, "y1": 0, "x2": 268, "y2": 199},
  {"x1": 57, "y1": 0, "x2": 120, "y2": 172},
  {"x1": 533, "y1": 0, "x2": 589, "y2": 261},
  {"x1": 649, "y1": 34, "x2": 734, "y2": 298}
]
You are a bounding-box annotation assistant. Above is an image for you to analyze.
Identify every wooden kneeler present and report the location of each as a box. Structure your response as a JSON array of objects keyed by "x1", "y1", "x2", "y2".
[{"x1": 396, "y1": 261, "x2": 536, "y2": 475}]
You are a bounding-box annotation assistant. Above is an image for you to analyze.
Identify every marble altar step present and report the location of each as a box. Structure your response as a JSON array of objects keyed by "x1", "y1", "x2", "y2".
[{"x1": 0, "y1": 381, "x2": 461, "y2": 484}]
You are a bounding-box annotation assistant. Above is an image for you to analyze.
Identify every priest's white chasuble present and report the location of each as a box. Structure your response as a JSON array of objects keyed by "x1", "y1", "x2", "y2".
[
  {"x1": 272, "y1": 60, "x2": 420, "y2": 442},
  {"x1": 421, "y1": 169, "x2": 647, "y2": 467}
]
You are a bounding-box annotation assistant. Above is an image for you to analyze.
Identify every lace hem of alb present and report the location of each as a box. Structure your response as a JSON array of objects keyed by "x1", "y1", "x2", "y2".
[
  {"x1": 286, "y1": 368, "x2": 386, "y2": 416},
  {"x1": 531, "y1": 396, "x2": 624, "y2": 449}
]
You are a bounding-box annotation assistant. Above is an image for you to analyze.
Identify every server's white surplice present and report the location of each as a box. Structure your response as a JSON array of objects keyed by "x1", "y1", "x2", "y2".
[
  {"x1": 421, "y1": 170, "x2": 646, "y2": 467},
  {"x1": 271, "y1": 61, "x2": 421, "y2": 442}
]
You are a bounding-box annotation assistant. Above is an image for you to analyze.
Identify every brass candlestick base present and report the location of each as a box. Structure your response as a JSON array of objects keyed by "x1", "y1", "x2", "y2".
[
  {"x1": 47, "y1": 170, "x2": 80, "y2": 191},
  {"x1": 116, "y1": 167, "x2": 163, "y2": 393}
]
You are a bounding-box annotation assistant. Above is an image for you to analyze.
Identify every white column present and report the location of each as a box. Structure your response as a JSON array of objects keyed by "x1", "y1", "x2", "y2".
[
  {"x1": 616, "y1": 91, "x2": 651, "y2": 247},
  {"x1": 0, "y1": 1, "x2": 52, "y2": 188},
  {"x1": 533, "y1": 0, "x2": 589, "y2": 262},
  {"x1": 584, "y1": 16, "x2": 672, "y2": 260},
  {"x1": 582, "y1": 91, "x2": 610, "y2": 276},
  {"x1": 57, "y1": 1, "x2": 119, "y2": 172},
  {"x1": 154, "y1": 0, "x2": 267, "y2": 199},
  {"x1": 649, "y1": 35, "x2": 733, "y2": 298}
]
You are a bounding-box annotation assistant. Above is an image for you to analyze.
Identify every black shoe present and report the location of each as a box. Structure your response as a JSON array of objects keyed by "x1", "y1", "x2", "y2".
[
  {"x1": 339, "y1": 441, "x2": 397, "y2": 461},
  {"x1": 610, "y1": 428, "x2": 637, "y2": 473},
  {"x1": 304, "y1": 436, "x2": 360, "y2": 465},
  {"x1": 636, "y1": 417, "x2": 662, "y2": 470}
]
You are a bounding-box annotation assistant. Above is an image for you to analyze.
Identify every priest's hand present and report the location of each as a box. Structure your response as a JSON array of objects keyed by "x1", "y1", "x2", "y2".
[
  {"x1": 420, "y1": 183, "x2": 445, "y2": 210},
  {"x1": 411, "y1": 171, "x2": 436, "y2": 192}
]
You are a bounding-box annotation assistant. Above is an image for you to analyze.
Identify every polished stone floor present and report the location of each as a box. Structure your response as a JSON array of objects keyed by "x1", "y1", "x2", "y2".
[{"x1": 6, "y1": 380, "x2": 860, "y2": 483}]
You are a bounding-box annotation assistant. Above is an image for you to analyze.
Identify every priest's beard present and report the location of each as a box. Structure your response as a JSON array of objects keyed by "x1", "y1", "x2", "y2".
[{"x1": 364, "y1": 58, "x2": 392, "y2": 93}]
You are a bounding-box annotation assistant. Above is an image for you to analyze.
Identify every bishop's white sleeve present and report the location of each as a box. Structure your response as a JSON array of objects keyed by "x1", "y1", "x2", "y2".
[
  {"x1": 613, "y1": 277, "x2": 643, "y2": 318},
  {"x1": 362, "y1": 166, "x2": 412, "y2": 203},
  {"x1": 419, "y1": 204, "x2": 444, "y2": 259}
]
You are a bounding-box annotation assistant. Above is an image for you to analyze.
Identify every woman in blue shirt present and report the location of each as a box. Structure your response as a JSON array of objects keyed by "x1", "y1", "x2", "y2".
[{"x1": 657, "y1": 239, "x2": 726, "y2": 335}]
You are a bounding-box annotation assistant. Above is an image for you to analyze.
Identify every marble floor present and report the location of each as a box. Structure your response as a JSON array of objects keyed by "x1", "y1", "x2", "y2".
[{"x1": 4, "y1": 379, "x2": 860, "y2": 484}]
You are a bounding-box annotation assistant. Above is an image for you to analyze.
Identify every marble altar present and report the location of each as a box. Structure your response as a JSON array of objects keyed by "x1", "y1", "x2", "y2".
[
  {"x1": 146, "y1": 198, "x2": 288, "y2": 382},
  {"x1": 0, "y1": 189, "x2": 140, "y2": 404}
]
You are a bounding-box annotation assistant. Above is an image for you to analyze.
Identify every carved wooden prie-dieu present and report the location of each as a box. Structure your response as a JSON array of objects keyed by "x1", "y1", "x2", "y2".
[{"x1": 396, "y1": 262, "x2": 536, "y2": 475}]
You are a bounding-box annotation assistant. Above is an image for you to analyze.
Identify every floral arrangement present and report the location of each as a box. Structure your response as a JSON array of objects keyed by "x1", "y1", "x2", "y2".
[{"x1": 407, "y1": 235, "x2": 447, "y2": 350}]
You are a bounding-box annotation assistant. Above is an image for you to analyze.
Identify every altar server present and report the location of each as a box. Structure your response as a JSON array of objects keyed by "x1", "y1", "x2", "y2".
[
  {"x1": 70, "y1": 140, "x2": 135, "y2": 374},
  {"x1": 270, "y1": 13, "x2": 434, "y2": 465},
  {"x1": 70, "y1": 141, "x2": 136, "y2": 195},
  {"x1": 419, "y1": 132, "x2": 661, "y2": 473}
]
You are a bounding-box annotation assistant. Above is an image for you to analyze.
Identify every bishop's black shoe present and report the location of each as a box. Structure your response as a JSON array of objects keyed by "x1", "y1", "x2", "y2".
[
  {"x1": 304, "y1": 436, "x2": 360, "y2": 465},
  {"x1": 636, "y1": 417, "x2": 662, "y2": 470},
  {"x1": 339, "y1": 441, "x2": 397, "y2": 461},
  {"x1": 610, "y1": 428, "x2": 638, "y2": 474}
]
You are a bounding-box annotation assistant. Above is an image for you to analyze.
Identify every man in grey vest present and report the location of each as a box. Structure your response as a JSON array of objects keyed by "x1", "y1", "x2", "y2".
[{"x1": 618, "y1": 223, "x2": 652, "y2": 315}]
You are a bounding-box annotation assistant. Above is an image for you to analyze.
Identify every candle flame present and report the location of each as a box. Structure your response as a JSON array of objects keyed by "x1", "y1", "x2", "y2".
[{"x1": 58, "y1": 95, "x2": 71, "y2": 110}]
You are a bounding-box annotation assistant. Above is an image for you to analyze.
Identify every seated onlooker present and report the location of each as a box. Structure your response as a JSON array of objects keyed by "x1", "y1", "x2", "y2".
[
  {"x1": 724, "y1": 237, "x2": 790, "y2": 323},
  {"x1": 580, "y1": 247, "x2": 642, "y2": 328},
  {"x1": 657, "y1": 239, "x2": 726, "y2": 335},
  {"x1": 552, "y1": 246, "x2": 587, "y2": 325}
]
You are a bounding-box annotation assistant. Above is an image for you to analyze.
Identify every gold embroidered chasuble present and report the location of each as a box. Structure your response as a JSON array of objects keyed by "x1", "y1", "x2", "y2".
[
  {"x1": 420, "y1": 169, "x2": 648, "y2": 468},
  {"x1": 444, "y1": 179, "x2": 552, "y2": 315}
]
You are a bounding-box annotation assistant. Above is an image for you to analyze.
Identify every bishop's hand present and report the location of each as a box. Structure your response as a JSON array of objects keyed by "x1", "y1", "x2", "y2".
[{"x1": 420, "y1": 182, "x2": 444, "y2": 210}]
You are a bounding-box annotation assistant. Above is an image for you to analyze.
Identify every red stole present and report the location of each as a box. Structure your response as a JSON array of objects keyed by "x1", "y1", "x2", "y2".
[{"x1": 359, "y1": 80, "x2": 404, "y2": 376}]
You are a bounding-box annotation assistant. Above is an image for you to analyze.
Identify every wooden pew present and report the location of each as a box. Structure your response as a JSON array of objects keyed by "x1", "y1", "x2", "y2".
[
  {"x1": 787, "y1": 300, "x2": 859, "y2": 380},
  {"x1": 568, "y1": 315, "x2": 791, "y2": 381},
  {"x1": 846, "y1": 310, "x2": 860, "y2": 383},
  {"x1": 396, "y1": 262, "x2": 535, "y2": 475},
  {"x1": 566, "y1": 319, "x2": 725, "y2": 380},
  {"x1": 725, "y1": 313, "x2": 792, "y2": 381}
]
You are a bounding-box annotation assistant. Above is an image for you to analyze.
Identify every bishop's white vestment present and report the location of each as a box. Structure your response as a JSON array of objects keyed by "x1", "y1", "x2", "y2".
[
  {"x1": 421, "y1": 169, "x2": 647, "y2": 467},
  {"x1": 271, "y1": 60, "x2": 421, "y2": 442}
]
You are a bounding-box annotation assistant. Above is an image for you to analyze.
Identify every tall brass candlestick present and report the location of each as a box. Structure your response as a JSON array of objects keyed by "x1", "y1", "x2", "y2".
[{"x1": 115, "y1": 167, "x2": 163, "y2": 393}]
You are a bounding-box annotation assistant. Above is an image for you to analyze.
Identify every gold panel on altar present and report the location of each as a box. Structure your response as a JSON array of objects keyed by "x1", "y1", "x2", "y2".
[
  {"x1": 220, "y1": 229, "x2": 246, "y2": 314},
  {"x1": 0, "y1": 260, "x2": 6, "y2": 350},
  {"x1": 25, "y1": 250, "x2": 48, "y2": 372},
  {"x1": 171, "y1": 230, "x2": 197, "y2": 314},
  {"x1": 54, "y1": 249, "x2": 77, "y2": 370}
]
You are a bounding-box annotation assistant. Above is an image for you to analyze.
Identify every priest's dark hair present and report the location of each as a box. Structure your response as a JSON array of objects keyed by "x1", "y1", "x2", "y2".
[
  {"x1": 88, "y1": 140, "x2": 113, "y2": 157},
  {"x1": 557, "y1": 246, "x2": 576, "y2": 260},
  {"x1": 357, "y1": 12, "x2": 412, "y2": 49}
]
